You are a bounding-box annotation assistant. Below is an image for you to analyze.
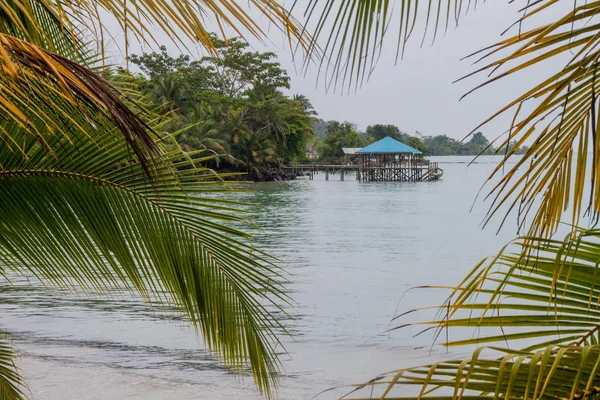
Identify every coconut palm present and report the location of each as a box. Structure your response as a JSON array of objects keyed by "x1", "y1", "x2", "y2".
[
  {"x1": 177, "y1": 104, "x2": 229, "y2": 155},
  {"x1": 296, "y1": 0, "x2": 600, "y2": 398},
  {"x1": 0, "y1": 101, "x2": 291, "y2": 398},
  {"x1": 293, "y1": 94, "x2": 318, "y2": 117},
  {"x1": 0, "y1": 0, "x2": 314, "y2": 398},
  {"x1": 232, "y1": 130, "x2": 279, "y2": 178},
  {"x1": 149, "y1": 73, "x2": 188, "y2": 112},
  {"x1": 222, "y1": 108, "x2": 253, "y2": 145}
]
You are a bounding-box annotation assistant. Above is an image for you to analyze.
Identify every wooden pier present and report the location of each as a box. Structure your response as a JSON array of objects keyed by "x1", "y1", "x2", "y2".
[
  {"x1": 283, "y1": 164, "x2": 359, "y2": 181},
  {"x1": 285, "y1": 137, "x2": 444, "y2": 182},
  {"x1": 283, "y1": 161, "x2": 442, "y2": 182},
  {"x1": 356, "y1": 137, "x2": 443, "y2": 182},
  {"x1": 358, "y1": 155, "x2": 442, "y2": 182}
]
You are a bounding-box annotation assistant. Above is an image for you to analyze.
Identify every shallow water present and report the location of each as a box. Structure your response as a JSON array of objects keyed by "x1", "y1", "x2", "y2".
[{"x1": 3, "y1": 156, "x2": 523, "y2": 399}]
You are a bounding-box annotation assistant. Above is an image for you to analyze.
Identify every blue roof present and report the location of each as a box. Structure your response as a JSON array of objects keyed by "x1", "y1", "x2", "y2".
[{"x1": 356, "y1": 136, "x2": 422, "y2": 154}]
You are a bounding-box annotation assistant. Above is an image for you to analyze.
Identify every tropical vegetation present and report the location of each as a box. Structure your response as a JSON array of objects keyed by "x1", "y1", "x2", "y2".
[
  {"x1": 313, "y1": 121, "x2": 528, "y2": 162},
  {"x1": 125, "y1": 39, "x2": 317, "y2": 180},
  {"x1": 2, "y1": 0, "x2": 598, "y2": 398},
  {"x1": 298, "y1": 0, "x2": 600, "y2": 398},
  {"x1": 0, "y1": 0, "x2": 312, "y2": 398}
]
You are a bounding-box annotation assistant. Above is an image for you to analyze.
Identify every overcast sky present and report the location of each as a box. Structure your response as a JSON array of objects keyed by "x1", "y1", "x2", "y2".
[{"x1": 108, "y1": 0, "x2": 570, "y2": 141}]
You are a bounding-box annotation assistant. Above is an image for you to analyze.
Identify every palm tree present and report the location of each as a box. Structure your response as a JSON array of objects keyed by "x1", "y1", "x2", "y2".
[
  {"x1": 247, "y1": 90, "x2": 298, "y2": 148},
  {"x1": 232, "y1": 130, "x2": 279, "y2": 178},
  {"x1": 295, "y1": 1, "x2": 600, "y2": 398},
  {"x1": 222, "y1": 108, "x2": 253, "y2": 145},
  {"x1": 177, "y1": 104, "x2": 229, "y2": 155},
  {"x1": 293, "y1": 94, "x2": 318, "y2": 117},
  {"x1": 0, "y1": 0, "x2": 312, "y2": 398},
  {"x1": 149, "y1": 73, "x2": 188, "y2": 112}
]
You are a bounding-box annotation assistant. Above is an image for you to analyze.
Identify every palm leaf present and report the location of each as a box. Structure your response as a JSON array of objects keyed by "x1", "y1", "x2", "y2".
[
  {"x1": 0, "y1": 91, "x2": 287, "y2": 396},
  {"x1": 346, "y1": 344, "x2": 600, "y2": 399},
  {"x1": 352, "y1": 229, "x2": 600, "y2": 399},
  {"x1": 0, "y1": 0, "x2": 313, "y2": 56},
  {"x1": 342, "y1": 231, "x2": 600, "y2": 398},
  {"x1": 0, "y1": 33, "x2": 160, "y2": 173},
  {"x1": 453, "y1": 0, "x2": 600, "y2": 238},
  {"x1": 388, "y1": 229, "x2": 600, "y2": 352},
  {"x1": 297, "y1": 0, "x2": 474, "y2": 91},
  {"x1": 0, "y1": 0, "x2": 84, "y2": 59},
  {"x1": 0, "y1": 0, "x2": 312, "y2": 62},
  {"x1": 0, "y1": 334, "x2": 26, "y2": 400}
]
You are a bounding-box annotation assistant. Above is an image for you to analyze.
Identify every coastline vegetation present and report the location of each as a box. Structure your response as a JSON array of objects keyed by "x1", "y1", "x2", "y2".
[
  {"x1": 122, "y1": 39, "x2": 318, "y2": 181},
  {"x1": 3, "y1": 0, "x2": 600, "y2": 398},
  {"x1": 0, "y1": 1, "x2": 310, "y2": 398},
  {"x1": 121, "y1": 43, "x2": 528, "y2": 174},
  {"x1": 312, "y1": 121, "x2": 530, "y2": 163}
]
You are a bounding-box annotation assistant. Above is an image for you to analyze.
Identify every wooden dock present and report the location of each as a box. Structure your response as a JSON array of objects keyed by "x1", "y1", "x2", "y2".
[
  {"x1": 358, "y1": 161, "x2": 442, "y2": 182},
  {"x1": 286, "y1": 137, "x2": 445, "y2": 182},
  {"x1": 283, "y1": 164, "x2": 358, "y2": 181},
  {"x1": 283, "y1": 162, "x2": 442, "y2": 182}
]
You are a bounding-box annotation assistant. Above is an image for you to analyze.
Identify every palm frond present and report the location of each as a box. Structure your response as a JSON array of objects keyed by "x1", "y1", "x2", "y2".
[
  {"x1": 0, "y1": 333, "x2": 26, "y2": 400},
  {"x1": 0, "y1": 0, "x2": 84, "y2": 58},
  {"x1": 298, "y1": 0, "x2": 479, "y2": 91},
  {"x1": 0, "y1": 95, "x2": 287, "y2": 396},
  {"x1": 390, "y1": 229, "x2": 600, "y2": 352},
  {"x1": 347, "y1": 229, "x2": 600, "y2": 398},
  {"x1": 458, "y1": 0, "x2": 600, "y2": 238},
  {"x1": 347, "y1": 344, "x2": 600, "y2": 399},
  {"x1": 0, "y1": 33, "x2": 159, "y2": 172},
  {"x1": 1, "y1": 0, "x2": 312, "y2": 59}
]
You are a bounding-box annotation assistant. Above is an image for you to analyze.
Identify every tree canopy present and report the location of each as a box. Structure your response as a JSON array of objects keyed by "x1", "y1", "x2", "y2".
[
  {"x1": 312, "y1": 122, "x2": 528, "y2": 162},
  {"x1": 128, "y1": 38, "x2": 317, "y2": 180}
]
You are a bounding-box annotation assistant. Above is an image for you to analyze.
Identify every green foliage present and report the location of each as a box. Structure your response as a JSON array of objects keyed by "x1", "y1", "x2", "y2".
[
  {"x1": 351, "y1": 228, "x2": 600, "y2": 399},
  {"x1": 128, "y1": 36, "x2": 316, "y2": 179},
  {"x1": 418, "y1": 132, "x2": 489, "y2": 155},
  {"x1": 316, "y1": 122, "x2": 528, "y2": 162},
  {"x1": 0, "y1": 335, "x2": 26, "y2": 399},
  {"x1": 365, "y1": 124, "x2": 404, "y2": 141},
  {"x1": 405, "y1": 136, "x2": 427, "y2": 153},
  {"x1": 355, "y1": 344, "x2": 600, "y2": 399},
  {"x1": 318, "y1": 121, "x2": 365, "y2": 161},
  {"x1": 0, "y1": 79, "x2": 290, "y2": 395},
  {"x1": 422, "y1": 134, "x2": 465, "y2": 155},
  {"x1": 202, "y1": 36, "x2": 291, "y2": 100},
  {"x1": 129, "y1": 46, "x2": 198, "y2": 80}
]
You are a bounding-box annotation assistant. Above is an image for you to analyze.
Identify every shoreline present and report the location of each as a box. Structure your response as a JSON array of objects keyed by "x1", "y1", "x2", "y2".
[{"x1": 18, "y1": 355, "x2": 268, "y2": 400}]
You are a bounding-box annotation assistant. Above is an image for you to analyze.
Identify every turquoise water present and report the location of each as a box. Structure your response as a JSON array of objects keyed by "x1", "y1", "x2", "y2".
[{"x1": 1, "y1": 156, "x2": 523, "y2": 399}]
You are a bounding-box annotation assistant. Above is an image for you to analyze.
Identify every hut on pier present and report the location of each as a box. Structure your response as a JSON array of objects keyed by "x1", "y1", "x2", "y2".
[{"x1": 356, "y1": 137, "x2": 442, "y2": 182}]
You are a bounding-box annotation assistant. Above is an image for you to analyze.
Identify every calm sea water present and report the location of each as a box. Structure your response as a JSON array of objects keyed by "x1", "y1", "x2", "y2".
[{"x1": 3, "y1": 156, "x2": 524, "y2": 399}]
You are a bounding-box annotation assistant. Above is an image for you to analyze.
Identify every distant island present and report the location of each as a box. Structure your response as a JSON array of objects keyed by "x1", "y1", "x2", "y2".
[{"x1": 311, "y1": 120, "x2": 529, "y2": 162}]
